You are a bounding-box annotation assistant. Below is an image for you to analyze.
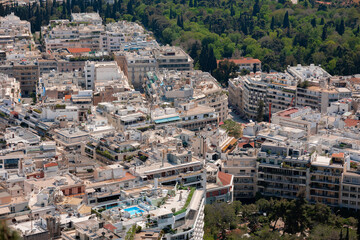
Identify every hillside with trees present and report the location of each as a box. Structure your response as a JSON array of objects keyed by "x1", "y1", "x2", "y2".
[
  {"x1": 2, "y1": 0, "x2": 360, "y2": 76},
  {"x1": 204, "y1": 197, "x2": 359, "y2": 240}
]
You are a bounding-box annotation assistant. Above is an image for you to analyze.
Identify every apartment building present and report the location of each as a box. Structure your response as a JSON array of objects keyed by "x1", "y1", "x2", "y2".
[
  {"x1": 115, "y1": 50, "x2": 157, "y2": 89},
  {"x1": 229, "y1": 75, "x2": 268, "y2": 120},
  {"x1": 38, "y1": 70, "x2": 84, "y2": 100},
  {"x1": 84, "y1": 61, "x2": 128, "y2": 90},
  {"x1": 13, "y1": 61, "x2": 39, "y2": 97},
  {"x1": 222, "y1": 149, "x2": 257, "y2": 199},
  {"x1": 341, "y1": 170, "x2": 360, "y2": 210},
  {"x1": 102, "y1": 21, "x2": 157, "y2": 53},
  {"x1": 145, "y1": 70, "x2": 228, "y2": 122},
  {"x1": 271, "y1": 107, "x2": 321, "y2": 136},
  {"x1": 257, "y1": 142, "x2": 309, "y2": 199},
  {"x1": 229, "y1": 73, "x2": 297, "y2": 120},
  {"x1": 0, "y1": 12, "x2": 32, "y2": 42},
  {"x1": 309, "y1": 153, "x2": 346, "y2": 207},
  {"x1": 115, "y1": 46, "x2": 193, "y2": 90},
  {"x1": 71, "y1": 13, "x2": 103, "y2": 25},
  {"x1": 153, "y1": 46, "x2": 193, "y2": 71},
  {"x1": 287, "y1": 64, "x2": 331, "y2": 82},
  {"x1": 43, "y1": 23, "x2": 104, "y2": 52},
  {"x1": 296, "y1": 85, "x2": 351, "y2": 113}
]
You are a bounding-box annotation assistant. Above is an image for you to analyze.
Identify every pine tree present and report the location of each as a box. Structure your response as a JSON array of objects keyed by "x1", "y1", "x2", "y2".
[
  {"x1": 270, "y1": 16, "x2": 275, "y2": 30},
  {"x1": 283, "y1": 11, "x2": 290, "y2": 29},
  {"x1": 189, "y1": 0, "x2": 193, "y2": 8},
  {"x1": 194, "y1": 0, "x2": 197, "y2": 7},
  {"x1": 320, "y1": 17, "x2": 324, "y2": 25}
]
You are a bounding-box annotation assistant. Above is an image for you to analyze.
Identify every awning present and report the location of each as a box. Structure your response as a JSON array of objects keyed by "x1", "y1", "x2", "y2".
[
  {"x1": 154, "y1": 116, "x2": 180, "y2": 124},
  {"x1": 0, "y1": 207, "x2": 10, "y2": 215},
  {"x1": 189, "y1": 190, "x2": 202, "y2": 211},
  {"x1": 15, "y1": 215, "x2": 29, "y2": 222},
  {"x1": 221, "y1": 137, "x2": 237, "y2": 152}
]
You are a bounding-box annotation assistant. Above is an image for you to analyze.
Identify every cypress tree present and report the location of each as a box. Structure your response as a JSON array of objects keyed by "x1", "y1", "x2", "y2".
[
  {"x1": 127, "y1": 0, "x2": 133, "y2": 15},
  {"x1": 252, "y1": 0, "x2": 260, "y2": 16},
  {"x1": 256, "y1": 100, "x2": 264, "y2": 122},
  {"x1": 320, "y1": 17, "x2": 324, "y2": 25},
  {"x1": 283, "y1": 11, "x2": 290, "y2": 29},
  {"x1": 230, "y1": 4, "x2": 235, "y2": 17},
  {"x1": 194, "y1": 0, "x2": 197, "y2": 7},
  {"x1": 338, "y1": 19, "x2": 345, "y2": 35},
  {"x1": 270, "y1": 16, "x2": 275, "y2": 30},
  {"x1": 199, "y1": 44, "x2": 209, "y2": 72},
  {"x1": 62, "y1": 0, "x2": 66, "y2": 18},
  {"x1": 189, "y1": 0, "x2": 193, "y2": 7},
  {"x1": 208, "y1": 46, "x2": 217, "y2": 73},
  {"x1": 322, "y1": 24, "x2": 327, "y2": 41},
  {"x1": 311, "y1": 18, "x2": 316, "y2": 28}
]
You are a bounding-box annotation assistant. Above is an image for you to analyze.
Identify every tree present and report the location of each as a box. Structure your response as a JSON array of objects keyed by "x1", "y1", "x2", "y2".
[
  {"x1": 252, "y1": 0, "x2": 260, "y2": 16},
  {"x1": 270, "y1": 16, "x2": 275, "y2": 30},
  {"x1": 212, "y1": 60, "x2": 238, "y2": 86},
  {"x1": 337, "y1": 19, "x2": 345, "y2": 36},
  {"x1": 189, "y1": 0, "x2": 193, "y2": 8},
  {"x1": 256, "y1": 100, "x2": 264, "y2": 122},
  {"x1": 253, "y1": 63, "x2": 257, "y2": 73},
  {"x1": 322, "y1": 24, "x2": 328, "y2": 41},
  {"x1": 127, "y1": 0, "x2": 133, "y2": 15},
  {"x1": 208, "y1": 46, "x2": 217, "y2": 73},
  {"x1": 283, "y1": 11, "x2": 290, "y2": 29},
  {"x1": 189, "y1": 41, "x2": 201, "y2": 62},
  {"x1": 0, "y1": 221, "x2": 20, "y2": 240},
  {"x1": 311, "y1": 18, "x2": 316, "y2": 28},
  {"x1": 199, "y1": 44, "x2": 209, "y2": 71},
  {"x1": 262, "y1": 64, "x2": 270, "y2": 73}
]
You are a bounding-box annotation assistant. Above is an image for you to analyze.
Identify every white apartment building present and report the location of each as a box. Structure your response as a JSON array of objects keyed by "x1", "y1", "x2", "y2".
[
  {"x1": 43, "y1": 23, "x2": 105, "y2": 52},
  {"x1": 84, "y1": 61, "x2": 128, "y2": 90},
  {"x1": 71, "y1": 13, "x2": 103, "y2": 25}
]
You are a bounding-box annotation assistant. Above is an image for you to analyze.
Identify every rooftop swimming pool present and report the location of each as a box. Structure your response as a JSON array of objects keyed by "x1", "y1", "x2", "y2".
[{"x1": 123, "y1": 206, "x2": 144, "y2": 217}]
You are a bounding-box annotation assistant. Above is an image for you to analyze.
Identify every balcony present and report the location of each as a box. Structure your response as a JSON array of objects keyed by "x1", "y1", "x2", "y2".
[{"x1": 310, "y1": 192, "x2": 339, "y2": 199}]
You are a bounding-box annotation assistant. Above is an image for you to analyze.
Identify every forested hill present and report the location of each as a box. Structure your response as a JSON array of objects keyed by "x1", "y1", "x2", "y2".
[{"x1": 2, "y1": 0, "x2": 360, "y2": 75}]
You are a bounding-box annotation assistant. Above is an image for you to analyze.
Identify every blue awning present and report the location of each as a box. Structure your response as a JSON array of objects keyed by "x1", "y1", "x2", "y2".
[{"x1": 154, "y1": 116, "x2": 181, "y2": 124}]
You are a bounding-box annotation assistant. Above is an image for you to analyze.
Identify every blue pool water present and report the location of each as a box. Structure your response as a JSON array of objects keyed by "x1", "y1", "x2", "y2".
[{"x1": 124, "y1": 206, "x2": 144, "y2": 216}]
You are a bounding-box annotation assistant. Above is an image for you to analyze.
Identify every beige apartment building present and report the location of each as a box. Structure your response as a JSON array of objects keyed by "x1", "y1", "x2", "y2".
[
  {"x1": 115, "y1": 46, "x2": 193, "y2": 90},
  {"x1": 13, "y1": 61, "x2": 39, "y2": 97},
  {"x1": 222, "y1": 149, "x2": 257, "y2": 199}
]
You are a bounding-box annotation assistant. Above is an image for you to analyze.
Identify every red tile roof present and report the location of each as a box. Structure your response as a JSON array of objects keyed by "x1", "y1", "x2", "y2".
[
  {"x1": 332, "y1": 153, "x2": 344, "y2": 159},
  {"x1": 218, "y1": 171, "x2": 232, "y2": 186},
  {"x1": 278, "y1": 108, "x2": 299, "y2": 118},
  {"x1": 217, "y1": 58, "x2": 261, "y2": 65},
  {"x1": 104, "y1": 223, "x2": 117, "y2": 231},
  {"x1": 344, "y1": 118, "x2": 360, "y2": 127},
  {"x1": 44, "y1": 162, "x2": 58, "y2": 168},
  {"x1": 67, "y1": 48, "x2": 91, "y2": 54}
]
